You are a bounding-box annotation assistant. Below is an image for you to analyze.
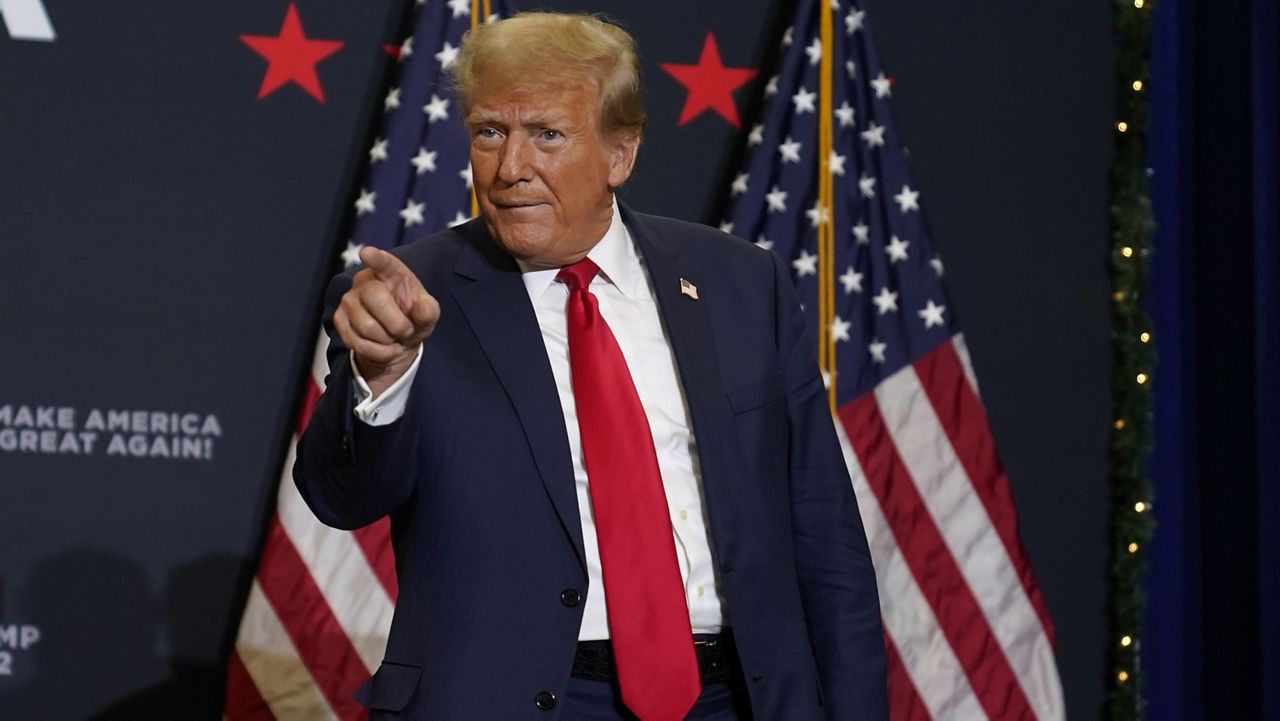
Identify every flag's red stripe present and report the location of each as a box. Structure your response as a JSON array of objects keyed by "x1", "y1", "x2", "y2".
[
  {"x1": 256, "y1": 515, "x2": 370, "y2": 721},
  {"x1": 883, "y1": 633, "x2": 932, "y2": 721},
  {"x1": 295, "y1": 378, "x2": 323, "y2": 437},
  {"x1": 352, "y1": 518, "x2": 399, "y2": 602},
  {"x1": 914, "y1": 341, "x2": 1056, "y2": 644},
  {"x1": 223, "y1": 649, "x2": 276, "y2": 721},
  {"x1": 839, "y1": 395, "x2": 1036, "y2": 721}
]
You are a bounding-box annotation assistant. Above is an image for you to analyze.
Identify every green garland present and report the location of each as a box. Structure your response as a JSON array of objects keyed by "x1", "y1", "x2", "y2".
[{"x1": 1108, "y1": 0, "x2": 1157, "y2": 719}]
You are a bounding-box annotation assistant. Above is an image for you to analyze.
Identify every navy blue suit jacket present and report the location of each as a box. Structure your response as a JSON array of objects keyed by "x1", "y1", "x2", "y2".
[{"x1": 295, "y1": 205, "x2": 888, "y2": 720}]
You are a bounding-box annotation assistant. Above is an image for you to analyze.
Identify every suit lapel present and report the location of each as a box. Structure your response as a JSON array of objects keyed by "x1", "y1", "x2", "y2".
[
  {"x1": 450, "y1": 222, "x2": 587, "y2": 571},
  {"x1": 622, "y1": 206, "x2": 742, "y2": 557}
]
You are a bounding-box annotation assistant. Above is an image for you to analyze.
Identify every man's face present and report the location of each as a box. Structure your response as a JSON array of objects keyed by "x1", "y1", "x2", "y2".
[{"x1": 466, "y1": 78, "x2": 638, "y2": 267}]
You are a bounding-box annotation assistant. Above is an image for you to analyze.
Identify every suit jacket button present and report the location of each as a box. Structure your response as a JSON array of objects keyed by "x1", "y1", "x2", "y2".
[
  {"x1": 534, "y1": 691, "x2": 557, "y2": 710},
  {"x1": 560, "y1": 589, "x2": 581, "y2": 607}
]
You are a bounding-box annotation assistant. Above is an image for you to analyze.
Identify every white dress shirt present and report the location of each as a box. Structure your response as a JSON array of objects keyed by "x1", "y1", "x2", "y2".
[{"x1": 351, "y1": 201, "x2": 726, "y2": 640}]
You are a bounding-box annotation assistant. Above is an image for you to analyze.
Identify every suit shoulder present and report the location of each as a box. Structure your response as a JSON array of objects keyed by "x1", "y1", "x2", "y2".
[
  {"x1": 629, "y1": 211, "x2": 776, "y2": 269},
  {"x1": 388, "y1": 222, "x2": 471, "y2": 273}
]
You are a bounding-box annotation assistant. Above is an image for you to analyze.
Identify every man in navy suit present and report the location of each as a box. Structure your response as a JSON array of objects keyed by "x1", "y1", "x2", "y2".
[{"x1": 295, "y1": 11, "x2": 887, "y2": 721}]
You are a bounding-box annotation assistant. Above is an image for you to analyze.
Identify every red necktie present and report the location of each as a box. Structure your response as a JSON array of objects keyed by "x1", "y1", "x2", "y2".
[{"x1": 557, "y1": 258, "x2": 701, "y2": 721}]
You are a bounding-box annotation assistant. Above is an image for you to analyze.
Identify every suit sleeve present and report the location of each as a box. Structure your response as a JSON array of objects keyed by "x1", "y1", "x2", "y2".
[
  {"x1": 771, "y1": 252, "x2": 889, "y2": 720},
  {"x1": 293, "y1": 269, "x2": 422, "y2": 530}
]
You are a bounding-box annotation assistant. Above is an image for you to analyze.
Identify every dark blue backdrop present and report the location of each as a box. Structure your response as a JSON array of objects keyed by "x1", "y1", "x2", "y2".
[{"x1": 1146, "y1": 0, "x2": 1280, "y2": 718}]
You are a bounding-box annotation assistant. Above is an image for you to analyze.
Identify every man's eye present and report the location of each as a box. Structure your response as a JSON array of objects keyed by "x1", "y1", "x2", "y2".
[
  {"x1": 541, "y1": 130, "x2": 561, "y2": 140},
  {"x1": 478, "y1": 128, "x2": 499, "y2": 138}
]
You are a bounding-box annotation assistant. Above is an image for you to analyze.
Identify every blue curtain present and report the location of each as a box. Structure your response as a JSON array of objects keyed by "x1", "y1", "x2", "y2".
[{"x1": 1145, "y1": 0, "x2": 1280, "y2": 717}]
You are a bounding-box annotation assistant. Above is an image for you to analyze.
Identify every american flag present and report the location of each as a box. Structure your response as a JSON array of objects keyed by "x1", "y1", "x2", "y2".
[
  {"x1": 223, "y1": 0, "x2": 511, "y2": 718},
  {"x1": 721, "y1": 0, "x2": 1066, "y2": 718}
]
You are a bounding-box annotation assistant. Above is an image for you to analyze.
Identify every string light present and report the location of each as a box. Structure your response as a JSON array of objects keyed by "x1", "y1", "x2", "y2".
[
  {"x1": 1118, "y1": 670, "x2": 1130, "y2": 682},
  {"x1": 1128, "y1": 542, "x2": 1139, "y2": 553},
  {"x1": 1121, "y1": 246, "x2": 1134, "y2": 257},
  {"x1": 1140, "y1": 331, "x2": 1151, "y2": 343},
  {"x1": 1134, "y1": 501, "x2": 1147, "y2": 512},
  {"x1": 1115, "y1": 419, "x2": 1126, "y2": 430},
  {"x1": 1133, "y1": 0, "x2": 1144, "y2": 7},
  {"x1": 1132, "y1": 80, "x2": 1144, "y2": 91},
  {"x1": 1117, "y1": 121, "x2": 1130, "y2": 133},
  {"x1": 1121, "y1": 635, "x2": 1132, "y2": 647},
  {"x1": 1113, "y1": 290, "x2": 1126, "y2": 302},
  {"x1": 1136, "y1": 372, "x2": 1148, "y2": 384}
]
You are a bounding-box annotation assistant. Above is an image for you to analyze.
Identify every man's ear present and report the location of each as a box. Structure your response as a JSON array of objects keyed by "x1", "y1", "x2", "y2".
[{"x1": 607, "y1": 133, "x2": 641, "y2": 189}]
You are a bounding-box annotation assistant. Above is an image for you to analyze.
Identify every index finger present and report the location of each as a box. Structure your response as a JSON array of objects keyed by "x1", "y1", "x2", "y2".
[{"x1": 359, "y1": 246, "x2": 423, "y2": 310}]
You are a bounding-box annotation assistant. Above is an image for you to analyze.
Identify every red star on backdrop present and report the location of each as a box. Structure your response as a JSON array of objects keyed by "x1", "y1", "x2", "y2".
[
  {"x1": 240, "y1": 4, "x2": 344, "y2": 103},
  {"x1": 660, "y1": 33, "x2": 758, "y2": 128}
]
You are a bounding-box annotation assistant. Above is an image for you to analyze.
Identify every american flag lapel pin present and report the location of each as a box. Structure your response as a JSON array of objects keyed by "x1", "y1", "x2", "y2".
[{"x1": 680, "y1": 277, "x2": 699, "y2": 301}]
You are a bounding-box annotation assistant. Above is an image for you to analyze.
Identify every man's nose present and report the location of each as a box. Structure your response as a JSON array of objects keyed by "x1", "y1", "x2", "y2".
[{"x1": 497, "y1": 134, "x2": 533, "y2": 184}]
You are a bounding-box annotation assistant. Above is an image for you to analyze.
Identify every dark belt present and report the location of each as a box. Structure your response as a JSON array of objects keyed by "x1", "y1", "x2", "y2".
[{"x1": 572, "y1": 633, "x2": 739, "y2": 685}]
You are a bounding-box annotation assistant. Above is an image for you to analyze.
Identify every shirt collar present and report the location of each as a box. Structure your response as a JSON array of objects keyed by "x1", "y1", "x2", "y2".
[{"x1": 517, "y1": 197, "x2": 643, "y2": 301}]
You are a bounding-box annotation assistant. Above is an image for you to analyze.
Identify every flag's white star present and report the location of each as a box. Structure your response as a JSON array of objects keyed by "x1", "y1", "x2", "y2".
[
  {"x1": 399, "y1": 36, "x2": 414, "y2": 59},
  {"x1": 846, "y1": 60, "x2": 857, "y2": 78},
  {"x1": 871, "y1": 72, "x2": 893, "y2": 98},
  {"x1": 829, "y1": 150, "x2": 847, "y2": 176},
  {"x1": 858, "y1": 174, "x2": 876, "y2": 198},
  {"x1": 435, "y1": 41, "x2": 460, "y2": 69},
  {"x1": 835, "y1": 101, "x2": 855, "y2": 128},
  {"x1": 764, "y1": 75, "x2": 779, "y2": 97},
  {"x1": 792, "y1": 86, "x2": 817, "y2": 114},
  {"x1": 341, "y1": 242, "x2": 364, "y2": 267},
  {"x1": 354, "y1": 188, "x2": 376, "y2": 215},
  {"x1": 806, "y1": 201, "x2": 831, "y2": 228},
  {"x1": 869, "y1": 337, "x2": 888, "y2": 363},
  {"x1": 831, "y1": 315, "x2": 852, "y2": 343},
  {"x1": 423, "y1": 94, "x2": 450, "y2": 123},
  {"x1": 872, "y1": 287, "x2": 899, "y2": 314},
  {"x1": 766, "y1": 185, "x2": 789, "y2": 213},
  {"x1": 852, "y1": 221, "x2": 870, "y2": 244},
  {"x1": 861, "y1": 122, "x2": 886, "y2": 148},
  {"x1": 411, "y1": 147, "x2": 437, "y2": 175},
  {"x1": 719, "y1": 220, "x2": 734, "y2": 233},
  {"x1": 792, "y1": 248, "x2": 818, "y2": 277},
  {"x1": 459, "y1": 164, "x2": 473, "y2": 189},
  {"x1": 399, "y1": 199, "x2": 425, "y2": 227},
  {"x1": 831, "y1": 0, "x2": 841, "y2": 10},
  {"x1": 886, "y1": 235, "x2": 910, "y2": 262},
  {"x1": 384, "y1": 86, "x2": 401, "y2": 111},
  {"x1": 930, "y1": 256, "x2": 945, "y2": 276},
  {"x1": 449, "y1": 210, "x2": 470, "y2": 227},
  {"x1": 755, "y1": 236, "x2": 774, "y2": 250},
  {"x1": 894, "y1": 184, "x2": 920, "y2": 212},
  {"x1": 846, "y1": 9, "x2": 865, "y2": 34},
  {"x1": 748, "y1": 123, "x2": 765, "y2": 146},
  {"x1": 781, "y1": 26, "x2": 794, "y2": 48},
  {"x1": 779, "y1": 136, "x2": 802, "y2": 163},
  {"x1": 839, "y1": 266, "x2": 863, "y2": 294},
  {"x1": 447, "y1": 0, "x2": 470, "y2": 18},
  {"x1": 918, "y1": 300, "x2": 947, "y2": 329},
  {"x1": 731, "y1": 172, "x2": 749, "y2": 196},
  {"x1": 805, "y1": 38, "x2": 822, "y2": 66},
  {"x1": 369, "y1": 138, "x2": 389, "y2": 163}
]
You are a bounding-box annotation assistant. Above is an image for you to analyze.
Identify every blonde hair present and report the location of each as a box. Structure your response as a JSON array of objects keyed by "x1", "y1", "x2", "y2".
[{"x1": 454, "y1": 12, "x2": 646, "y2": 140}]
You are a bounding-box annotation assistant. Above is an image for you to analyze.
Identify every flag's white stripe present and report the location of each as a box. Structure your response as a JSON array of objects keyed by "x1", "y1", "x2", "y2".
[
  {"x1": 310, "y1": 330, "x2": 330, "y2": 389},
  {"x1": 951, "y1": 334, "x2": 981, "y2": 399},
  {"x1": 875, "y1": 366, "x2": 1065, "y2": 721},
  {"x1": 235, "y1": 581, "x2": 340, "y2": 721},
  {"x1": 835, "y1": 419, "x2": 987, "y2": 720},
  {"x1": 276, "y1": 439, "x2": 395, "y2": 674}
]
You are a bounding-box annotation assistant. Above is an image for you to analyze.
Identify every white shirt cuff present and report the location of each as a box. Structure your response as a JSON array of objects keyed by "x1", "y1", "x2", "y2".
[{"x1": 350, "y1": 345, "x2": 423, "y2": 427}]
